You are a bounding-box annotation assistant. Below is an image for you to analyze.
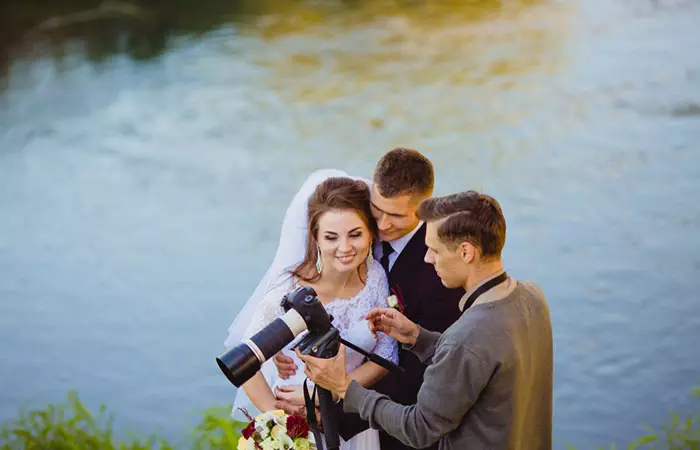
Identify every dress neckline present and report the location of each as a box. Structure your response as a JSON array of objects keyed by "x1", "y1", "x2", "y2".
[{"x1": 295, "y1": 260, "x2": 377, "y2": 307}]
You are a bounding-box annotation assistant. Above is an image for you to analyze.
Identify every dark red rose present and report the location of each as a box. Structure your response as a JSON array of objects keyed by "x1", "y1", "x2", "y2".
[
  {"x1": 241, "y1": 420, "x2": 256, "y2": 440},
  {"x1": 286, "y1": 413, "x2": 310, "y2": 439}
]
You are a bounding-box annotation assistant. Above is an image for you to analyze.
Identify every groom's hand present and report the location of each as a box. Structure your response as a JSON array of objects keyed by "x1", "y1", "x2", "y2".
[
  {"x1": 366, "y1": 307, "x2": 420, "y2": 345},
  {"x1": 296, "y1": 344, "x2": 351, "y2": 399},
  {"x1": 273, "y1": 353, "x2": 297, "y2": 379}
]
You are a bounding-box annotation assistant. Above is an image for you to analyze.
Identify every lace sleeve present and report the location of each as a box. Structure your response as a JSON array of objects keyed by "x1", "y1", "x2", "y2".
[
  {"x1": 369, "y1": 262, "x2": 399, "y2": 364},
  {"x1": 241, "y1": 274, "x2": 293, "y2": 340}
]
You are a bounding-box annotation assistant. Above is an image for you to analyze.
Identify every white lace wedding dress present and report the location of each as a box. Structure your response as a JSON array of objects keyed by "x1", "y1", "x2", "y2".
[{"x1": 241, "y1": 258, "x2": 397, "y2": 450}]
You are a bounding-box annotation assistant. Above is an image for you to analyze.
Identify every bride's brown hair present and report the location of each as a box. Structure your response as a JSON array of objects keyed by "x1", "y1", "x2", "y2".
[{"x1": 290, "y1": 177, "x2": 378, "y2": 284}]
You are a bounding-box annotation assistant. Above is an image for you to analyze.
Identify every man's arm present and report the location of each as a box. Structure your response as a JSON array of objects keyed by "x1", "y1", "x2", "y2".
[
  {"x1": 343, "y1": 341, "x2": 492, "y2": 449},
  {"x1": 404, "y1": 326, "x2": 442, "y2": 364}
]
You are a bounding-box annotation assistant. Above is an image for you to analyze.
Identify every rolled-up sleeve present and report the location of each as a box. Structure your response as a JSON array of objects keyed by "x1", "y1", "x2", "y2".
[{"x1": 343, "y1": 341, "x2": 492, "y2": 449}]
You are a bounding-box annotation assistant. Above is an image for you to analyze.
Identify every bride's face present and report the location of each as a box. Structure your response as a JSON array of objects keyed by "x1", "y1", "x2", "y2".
[{"x1": 316, "y1": 209, "x2": 372, "y2": 274}]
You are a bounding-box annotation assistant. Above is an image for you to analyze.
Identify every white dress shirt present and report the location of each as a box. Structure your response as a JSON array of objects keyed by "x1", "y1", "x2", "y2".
[{"x1": 375, "y1": 222, "x2": 424, "y2": 272}]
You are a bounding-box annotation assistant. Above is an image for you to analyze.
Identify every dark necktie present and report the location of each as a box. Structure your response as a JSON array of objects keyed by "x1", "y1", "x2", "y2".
[{"x1": 380, "y1": 241, "x2": 394, "y2": 273}]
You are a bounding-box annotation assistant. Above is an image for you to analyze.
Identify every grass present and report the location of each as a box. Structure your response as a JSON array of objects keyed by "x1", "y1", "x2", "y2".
[
  {"x1": 0, "y1": 391, "x2": 174, "y2": 449},
  {"x1": 1, "y1": 388, "x2": 698, "y2": 449}
]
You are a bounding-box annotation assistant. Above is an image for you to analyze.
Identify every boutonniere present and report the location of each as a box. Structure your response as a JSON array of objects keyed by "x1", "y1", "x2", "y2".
[{"x1": 387, "y1": 284, "x2": 406, "y2": 313}]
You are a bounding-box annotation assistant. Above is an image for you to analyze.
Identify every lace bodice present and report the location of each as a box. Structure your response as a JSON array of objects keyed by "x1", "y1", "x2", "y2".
[{"x1": 242, "y1": 259, "x2": 398, "y2": 388}]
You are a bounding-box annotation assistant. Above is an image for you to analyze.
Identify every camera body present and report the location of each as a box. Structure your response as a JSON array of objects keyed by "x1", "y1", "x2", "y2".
[{"x1": 281, "y1": 286, "x2": 341, "y2": 360}]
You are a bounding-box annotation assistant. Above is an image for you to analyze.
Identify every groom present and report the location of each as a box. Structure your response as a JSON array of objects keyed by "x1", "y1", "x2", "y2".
[{"x1": 274, "y1": 148, "x2": 465, "y2": 450}]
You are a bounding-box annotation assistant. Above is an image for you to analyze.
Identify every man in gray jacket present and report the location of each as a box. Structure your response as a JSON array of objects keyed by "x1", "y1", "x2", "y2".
[{"x1": 299, "y1": 190, "x2": 553, "y2": 450}]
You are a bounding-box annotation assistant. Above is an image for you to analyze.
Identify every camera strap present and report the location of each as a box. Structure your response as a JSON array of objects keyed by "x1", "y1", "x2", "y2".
[
  {"x1": 461, "y1": 271, "x2": 509, "y2": 312},
  {"x1": 303, "y1": 379, "x2": 324, "y2": 450}
]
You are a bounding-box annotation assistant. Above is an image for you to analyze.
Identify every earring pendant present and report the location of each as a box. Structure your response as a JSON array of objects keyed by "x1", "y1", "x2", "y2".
[{"x1": 316, "y1": 247, "x2": 323, "y2": 274}]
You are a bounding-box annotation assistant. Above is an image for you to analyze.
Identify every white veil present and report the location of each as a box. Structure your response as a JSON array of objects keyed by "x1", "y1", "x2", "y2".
[{"x1": 224, "y1": 169, "x2": 371, "y2": 420}]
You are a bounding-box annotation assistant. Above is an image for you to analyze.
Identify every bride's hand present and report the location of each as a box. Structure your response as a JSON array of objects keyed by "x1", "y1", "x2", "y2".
[
  {"x1": 273, "y1": 385, "x2": 305, "y2": 406},
  {"x1": 274, "y1": 386, "x2": 321, "y2": 420},
  {"x1": 273, "y1": 398, "x2": 304, "y2": 416},
  {"x1": 273, "y1": 400, "x2": 321, "y2": 425}
]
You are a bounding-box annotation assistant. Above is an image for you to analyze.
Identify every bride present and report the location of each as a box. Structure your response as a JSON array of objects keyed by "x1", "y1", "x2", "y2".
[{"x1": 224, "y1": 170, "x2": 398, "y2": 450}]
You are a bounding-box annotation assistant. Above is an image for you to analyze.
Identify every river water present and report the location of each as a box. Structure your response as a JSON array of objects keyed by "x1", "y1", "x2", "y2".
[{"x1": 1, "y1": 0, "x2": 699, "y2": 448}]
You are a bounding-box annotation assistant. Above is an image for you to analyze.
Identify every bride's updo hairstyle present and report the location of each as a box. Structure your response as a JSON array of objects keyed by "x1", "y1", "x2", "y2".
[{"x1": 291, "y1": 177, "x2": 378, "y2": 283}]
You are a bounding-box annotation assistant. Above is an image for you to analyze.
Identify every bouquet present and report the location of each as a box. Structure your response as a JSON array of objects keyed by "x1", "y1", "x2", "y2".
[{"x1": 238, "y1": 409, "x2": 316, "y2": 450}]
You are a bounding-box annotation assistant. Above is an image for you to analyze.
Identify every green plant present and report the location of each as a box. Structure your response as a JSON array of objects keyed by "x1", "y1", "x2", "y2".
[
  {"x1": 190, "y1": 406, "x2": 245, "y2": 450},
  {"x1": 2, "y1": 387, "x2": 698, "y2": 449},
  {"x1": 0, "y1": 390, "x2": 172, "y2": 450}
]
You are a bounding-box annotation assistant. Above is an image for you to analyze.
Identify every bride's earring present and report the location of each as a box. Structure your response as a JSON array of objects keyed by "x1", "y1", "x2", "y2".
[
  {"x1": 367, "y1": 241, "x2": 374, "y2": 264},
  {"x1": 316, "y1": 246, "x2": 323, "y2": 274}
]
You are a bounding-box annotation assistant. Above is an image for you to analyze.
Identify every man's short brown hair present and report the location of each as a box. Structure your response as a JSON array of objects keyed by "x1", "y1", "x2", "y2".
[
  {"x1": 417, "y1": 191, "x2": 506, "y2": 260},
  {"x1": 373, "y1": 148, "x2": 434, "y2": 199}
]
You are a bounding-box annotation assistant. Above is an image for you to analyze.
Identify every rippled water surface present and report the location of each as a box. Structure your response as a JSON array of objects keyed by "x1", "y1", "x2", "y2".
[{"x1": 1, "y1": 0, "x2": 699, "y2": 447}]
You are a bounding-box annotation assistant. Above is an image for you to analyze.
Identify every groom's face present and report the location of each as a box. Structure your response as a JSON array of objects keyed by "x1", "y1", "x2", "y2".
[{"x1": 370, "y1": 186, "x2": 421, "y2": 242}]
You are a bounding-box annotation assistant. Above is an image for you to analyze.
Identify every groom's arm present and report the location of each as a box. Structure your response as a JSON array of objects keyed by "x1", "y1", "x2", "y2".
[{"x1": 343, "y1": 340, "x2": 492, "y2": 449}]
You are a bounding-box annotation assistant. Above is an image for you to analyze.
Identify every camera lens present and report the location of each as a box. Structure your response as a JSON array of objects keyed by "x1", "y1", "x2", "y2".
[
  {"x1": 217, "y1": 316, "x2": 298, "y2": 387},
  {"x1": 216, "y1": 344, "x2": 261, "y2": 387}
]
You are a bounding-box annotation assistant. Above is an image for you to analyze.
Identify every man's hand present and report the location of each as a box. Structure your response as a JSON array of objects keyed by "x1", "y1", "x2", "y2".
[
  {"x1": 273, "y1": 353, "x2": 297, "y2": 380},
  {"x1": 366, "y1": 307, "x2": 420, "y2": 345},
  {"x1": 296, "y1": 344, "x2": 351, "y2": 399}
]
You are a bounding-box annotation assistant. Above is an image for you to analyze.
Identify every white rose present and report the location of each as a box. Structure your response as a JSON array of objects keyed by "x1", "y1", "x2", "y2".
[
  {"x1": 387, "y1": 295, "x2": 399, "y2": 308},
  {"x1": 260, "y1": 438, "x2": 281, "y2": 450}
]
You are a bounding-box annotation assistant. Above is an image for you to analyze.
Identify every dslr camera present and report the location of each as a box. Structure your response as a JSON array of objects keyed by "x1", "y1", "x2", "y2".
[
  {"x1": 217, "y1": 285, "x2": 342, "y2": 449},
  {"x1": 216, "y1": 285, "x2": 339, "y2": 387},
  {"x1": 216, "y1": 285, "x2": 402, "y2": 450}
]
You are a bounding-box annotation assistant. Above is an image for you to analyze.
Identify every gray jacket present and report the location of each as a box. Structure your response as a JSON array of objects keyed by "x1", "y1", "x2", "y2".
[{"x1": 344, "y1": 281, "x2": 553, "y2": 450}]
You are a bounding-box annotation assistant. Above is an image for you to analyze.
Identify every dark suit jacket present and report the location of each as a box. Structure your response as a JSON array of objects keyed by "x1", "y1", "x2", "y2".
[{"x1": 338, "y1": 223, "x2": 464, "y2": 449}]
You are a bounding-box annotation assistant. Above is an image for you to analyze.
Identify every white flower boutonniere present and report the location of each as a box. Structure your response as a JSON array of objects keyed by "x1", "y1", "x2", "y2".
[{"x1": 387, "y1": 294, "x2": 399, "y2": 309}]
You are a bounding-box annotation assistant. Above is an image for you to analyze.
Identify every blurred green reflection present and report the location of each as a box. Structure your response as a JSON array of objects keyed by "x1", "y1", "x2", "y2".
[{"x1": 0, "y1": 0, "x2": 558, "y2": 79}]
